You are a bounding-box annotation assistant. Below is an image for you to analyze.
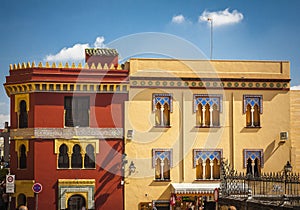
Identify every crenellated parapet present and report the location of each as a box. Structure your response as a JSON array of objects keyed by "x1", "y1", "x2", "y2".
[{"x1": 9, "y1": 62, "x2": 125, "y2": 70}]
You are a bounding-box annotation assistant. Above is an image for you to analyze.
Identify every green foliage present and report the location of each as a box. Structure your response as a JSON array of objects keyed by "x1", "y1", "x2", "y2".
[{"x1": 0, "y1": 168, "x2": 9, "y2": 182}]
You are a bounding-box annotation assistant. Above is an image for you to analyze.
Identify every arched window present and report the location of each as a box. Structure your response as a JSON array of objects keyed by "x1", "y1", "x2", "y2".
[
  {"x1": 155, "y1": 103, "x2": 162, "y2": 126},
  {"x1": 196, "y1": 159, "x2": 203, "y2": 180},
  {"x1": 19, "y1": 100, "x2": 28, "y2": 128},
  {"x1": 244, "y1": 95, "x2": 262, "y2": 127},
  {"x1": 155, "y1": 158, "x2": 161, "y2": 180},
  {"x1": 246, "y1": 158, "x2": 252, "y2": 175},
  {"x1": 246, "y1": 104, "x2": 252, "y2": 127},
  {"x1": 253, "y1": 104, "x2": 260, "y2": 127},
  {"x1": 153, "y1": 94, "x2": 172, "y2": 127},
  {"x1": 244, "y1": 149, "x2": 263, "y2": 177},
  {"x1": 213, "y1": 158, "x2": 220, "y2": 179},
  {"x1": 163, "y1": 103, "x2": 170, "y2": 126},
  {"x1": 194, "y1": 95, "x2": 222, "y2": 127},
  {"x1": 155, "y1": 157, "x2": 170, "y2": 181},
  {"x1": 84, "y1": 144, "x2": 95, "y2": 168},
  {"x1": 163, "y1": 158, "x2": 170, "y2": 180},
  {"x1": 17, "y1": 193, "x2": 26, "y2": 208},
  {"x1": 58, "y1": 144, "x2": 69, "y2": 168},
  {"x1": 194, "y1": 149, "x2": 222, "y2": 180},
  {"x1": 212, "y1": 104, "x2": 220, "y2": 126},
  {"x1": 153, "y1": 149, "x2": 172, "y2": 181},
  {"x1": 204, "y1": 104, "x2": 210, "y2": 126},
  {"x1": 254, "y1": 158, "x2": 261, "y2": 177},
  {"x1": 19, "y1": 144, "x2": 27, "y2": 169},
  {"x1": 205, "y1": 159, "x2": 211, "y2": 179},
  {"x1": 71, "y1": 144, "x2": 82, "y2": 168}
]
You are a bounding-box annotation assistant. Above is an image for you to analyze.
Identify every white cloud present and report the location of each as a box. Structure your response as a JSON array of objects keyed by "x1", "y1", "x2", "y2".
[
  {"x1": 291, "y1": 85, "x2": 300, "y2": 90},
  {"x1": 44, "y1": 36, "x2": 106, "y2": 62},
  {"x1": 172, "y1": 14, "x2": 186, "y2": 24},
  {"x1": 199, "y1": 8, "x2": 244, "y2": 27},
  {"x1": 94, "y1": 36, "x2": 105, "y2": 48}
]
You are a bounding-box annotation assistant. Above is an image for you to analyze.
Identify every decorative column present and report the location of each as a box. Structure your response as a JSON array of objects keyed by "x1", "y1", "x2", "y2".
[
  {"x1": 210, "y1": 160, "x2": 214, "y2": 180},
  {"x1": 202, "y1": 162, "x2": 206, "y2": 180},
  {"x1": 202, "y1": 106, "x2": 206, "y2": 127},
  {"x1": 250, "y1": 106, "x2": 254, "y2": 127},
  {"x1": 82, "y1": 152, "x2": 86, "y2": 169},
  {"x1": 160, "y1": 106, "x2": 165, "y2": 126},
  {"x1": 251, "y1": 160, "x2": 255, "y2": 177},
  {"x1": 160, "y1": 159, "x2": 164, "y2": 180},
  {"x1": 209, "y1": 107, "x2": 213, "y2": 127},
  {"x1": 68, "y1": 152, "x2": 72, "y2": 169}
]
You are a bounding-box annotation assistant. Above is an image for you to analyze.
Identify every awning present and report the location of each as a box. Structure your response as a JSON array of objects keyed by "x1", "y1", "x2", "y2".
[{"x1": 171, "y1": 183, "x2": 220, "y2": 194}]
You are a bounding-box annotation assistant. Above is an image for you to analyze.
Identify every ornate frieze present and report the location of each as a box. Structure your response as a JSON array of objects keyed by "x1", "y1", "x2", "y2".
[
  {"x1": 130, "y1": 79, "x2": 289, "y2": 90},
  {"x1": 10, "y1": 127, "x2": 124, "y2": 140}
]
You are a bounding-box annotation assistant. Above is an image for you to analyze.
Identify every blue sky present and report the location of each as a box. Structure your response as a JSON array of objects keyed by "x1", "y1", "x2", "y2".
[{"x1": 0, "y1": 0, "x2": 300, "y2": 127}]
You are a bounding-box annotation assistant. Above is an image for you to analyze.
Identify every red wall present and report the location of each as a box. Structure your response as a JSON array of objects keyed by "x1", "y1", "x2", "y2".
[
  {"x1": 22, "y1": 139, "x2": 124, "y2": 210},
  {"x1": 9, "y1": 91, "x2": 127, "y2": 209},
  {"x1": 9, "y1": 92, "x2": 128, "y2": 128}
]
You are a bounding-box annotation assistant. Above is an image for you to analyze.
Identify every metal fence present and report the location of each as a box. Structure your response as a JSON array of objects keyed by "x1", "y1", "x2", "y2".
[{"x1": 220, "y1": 159, "x2": 300, "y2": 207}]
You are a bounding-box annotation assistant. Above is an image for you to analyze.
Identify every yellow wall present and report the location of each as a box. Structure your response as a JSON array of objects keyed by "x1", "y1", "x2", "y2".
[
  {"x1": 291, "y1": 90, "x2": 300, "y2": 171},
  {"x1": 124, "y1": 58, "x2": 291, "y2": 209}
]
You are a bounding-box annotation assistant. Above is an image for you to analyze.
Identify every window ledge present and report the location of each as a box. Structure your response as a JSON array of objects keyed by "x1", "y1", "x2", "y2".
[
  {"x1": 154, "y1": 179, "x2": 171, "y2": 182},
  {"x1": 194, "y1": 179, "x2": 220, "y2": 182},
  {"x1": 154, "y1": 125, "x2": 171, "y2": 128},
  {"x1": 195, "y1": 126, "x2": 221, "y2": 128},
  {"x1": 245, "y1": 126, "x2": 261, "y2": 129}
]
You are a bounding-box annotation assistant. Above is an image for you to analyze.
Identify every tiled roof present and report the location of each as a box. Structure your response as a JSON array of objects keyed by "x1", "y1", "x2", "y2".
[{"x1": 85, "y1": 48, "x2": 118, "y2": 56}]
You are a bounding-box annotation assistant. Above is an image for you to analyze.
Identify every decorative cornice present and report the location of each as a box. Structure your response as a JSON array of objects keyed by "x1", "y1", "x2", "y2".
[
  {"x1": 130, "y1": 79, "x2": 289, "y2": 90},
  {"x1": 58, "y1": 179, "x2": 95, "y2": 186},
  {"x1": 9, "y1": 62, "x2": 124, "y2": 70},
  {"x1": 85, "y1": 48, "x2": 118, "y2": 57},
  {"x1": 10, "y1": 127, "x2": 124, "y2": 140},
  {"x1": 4, "y1": 82, "x2": 129, "y2": 96}
]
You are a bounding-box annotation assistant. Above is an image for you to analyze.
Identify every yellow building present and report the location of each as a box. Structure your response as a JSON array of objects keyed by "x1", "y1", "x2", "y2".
[
  {"x1": 124, "y1": 58, "x2": 291, "y2": 210},
  {"x1": 291, "y1": 90, "x2": 300, "y2": 171}
]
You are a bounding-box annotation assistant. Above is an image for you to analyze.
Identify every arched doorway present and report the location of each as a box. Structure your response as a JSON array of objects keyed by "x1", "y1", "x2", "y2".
[{"x1": 67, "y1": 194, "x2": 86, "y2": 210}]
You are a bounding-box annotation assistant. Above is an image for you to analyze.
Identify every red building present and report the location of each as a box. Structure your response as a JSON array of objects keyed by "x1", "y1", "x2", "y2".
[{"x1": 4, "y1": 49, "x2": 128, "y2": 210}]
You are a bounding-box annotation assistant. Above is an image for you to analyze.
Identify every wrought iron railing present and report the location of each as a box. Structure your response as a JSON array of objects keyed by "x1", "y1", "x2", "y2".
[{"x1": 220, "y1": 159, "x2": 300, "y2": 206}]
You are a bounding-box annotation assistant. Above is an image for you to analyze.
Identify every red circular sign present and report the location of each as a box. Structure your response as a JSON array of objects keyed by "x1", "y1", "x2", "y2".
[
  {"x1": 32, "y1": 183, "x2": 43, "y2": 193},
  {"x1": 6, "y1": 175, "x2": 14, "y2": 183}
]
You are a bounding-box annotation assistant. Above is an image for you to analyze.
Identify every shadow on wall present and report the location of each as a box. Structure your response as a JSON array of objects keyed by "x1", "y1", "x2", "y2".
[
  {"x1": 264, "y1": 140, "x2": 285, "y2": 164},
  {"x1": 94, "y1": 140, "x2": 123, "y2": 208}
]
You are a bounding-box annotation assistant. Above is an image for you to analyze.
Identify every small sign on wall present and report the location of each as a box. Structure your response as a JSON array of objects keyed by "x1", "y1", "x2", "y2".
[{"x1": 6, "y1": 175, "x2": 15, "y2": 193}]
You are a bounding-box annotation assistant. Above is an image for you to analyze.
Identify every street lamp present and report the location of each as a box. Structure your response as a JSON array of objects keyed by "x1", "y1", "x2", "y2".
[
  {"x1": 283, "y1": 161, "x2": 292, "y2": 198},
  {"x1": 284, "y1": 161, "x2": 292, "y2": 174},
  {"x1": 129, "y1": 161, "x2": 136, "y2": 175},
  {"x1": 207, "y1": 18, "x2": 213, "y2": 60}
]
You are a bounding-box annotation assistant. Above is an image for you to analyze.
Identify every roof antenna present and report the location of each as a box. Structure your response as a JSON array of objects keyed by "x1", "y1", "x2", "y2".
[{"x1": 207, "y1": 18, "x2": 213, "y2": 60}]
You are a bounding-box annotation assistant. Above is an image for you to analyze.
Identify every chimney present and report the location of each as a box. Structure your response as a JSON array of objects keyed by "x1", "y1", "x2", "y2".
[{"x1": 85, "y1": 48, "x2": 118, "y2": 68}]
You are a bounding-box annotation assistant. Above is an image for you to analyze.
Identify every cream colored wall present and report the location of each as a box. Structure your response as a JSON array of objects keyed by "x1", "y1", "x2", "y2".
[
  {"x1": 291, "y1": 90, "x2": 300, "y2": 171},
  {"x1": 124, "y1": 87, "x2": 290, "y2": 209},
  {"x1": 124, "y1": 58, "x2": 291, "y2": 210},
  {"x1": 128, "y1": 59, "x2": 290, "y2": 80}
]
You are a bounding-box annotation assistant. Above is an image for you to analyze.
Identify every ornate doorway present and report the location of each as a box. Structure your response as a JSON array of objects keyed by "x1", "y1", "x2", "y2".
[{"x1": 67, "y1": 194, "x2": 86, "y2": 210}]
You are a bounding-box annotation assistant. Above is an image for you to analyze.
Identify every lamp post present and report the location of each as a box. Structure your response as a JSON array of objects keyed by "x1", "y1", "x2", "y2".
[
  {"x1": 207, "y1": 18, "x2": 213, "y2": 60},
  {"x1": 284, "y1": 161, "x2": 292, "y2": 195},
  {"x1": 129, "y1": 161, "x2": 136, "y2": 175},
  {"x1": 281, "y1": 161, "x2": 293, "y2": 206}
]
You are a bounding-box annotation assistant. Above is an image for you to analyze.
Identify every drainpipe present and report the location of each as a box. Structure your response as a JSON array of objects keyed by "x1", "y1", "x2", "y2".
[
  {"x1": 230, "y1": 93, "x2": 234, "y2": 169},
  {"x1": 181, "y1": 92, "x2": 185, "y2": 181}
]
